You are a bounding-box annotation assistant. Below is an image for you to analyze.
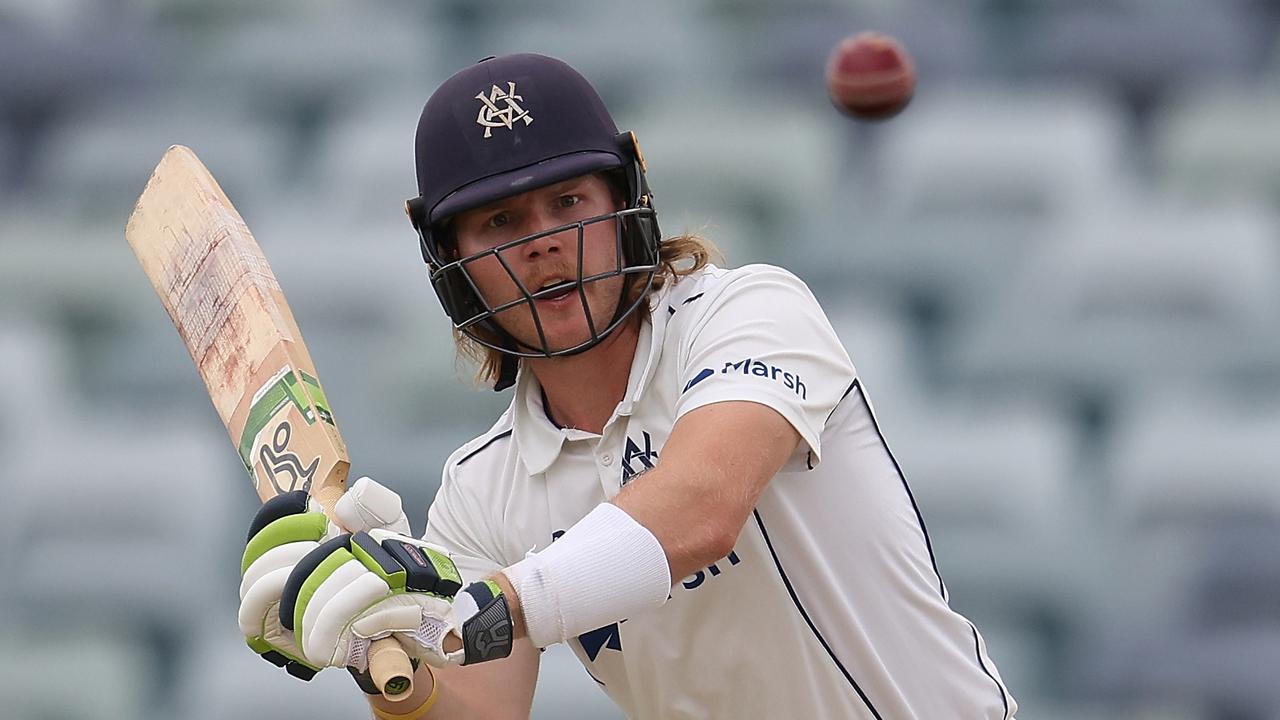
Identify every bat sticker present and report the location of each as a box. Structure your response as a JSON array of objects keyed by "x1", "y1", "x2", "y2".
[
  {"x1": 258, "y1": 420, "x2": 320, "y2": 494},
  {"x1": 239, "y1": 365, "x2": 333, "y2": 477}
]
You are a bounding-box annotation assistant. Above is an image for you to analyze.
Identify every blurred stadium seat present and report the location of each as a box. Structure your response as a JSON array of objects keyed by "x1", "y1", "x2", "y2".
[
  {"x1": 1153, "y1": 86, "x2": 1280, "y2": 207},
  {"x1": 0, "y1": 623, "x2": 151, "y2": 720},
  {"x1": 1074, "y1": 389, "x2": 1280, "y2": 715},
  {"x1": 1100, "y1": 388, "x2": 1280, "y2": 625},
  {"x1": 636, "y1": 93, "x2": 843, "y2": 259},
  {"x1": 879, "y1": 83, "x2": 1129, "y2": 224},
  {"x1": 306, "y1": 86, "x2": 426, "y2": 225},
  {"x1": 0, "y1": 421, "x2": 237, "y2": 643},
  {"x1": 0, "y1": 316, "x2": 73, "y2": 455},
  {"x1": 821, "y1": 292, "x2": 925, "y2": 427},
  {"x1": 0, "y1": 0, "x2": 93, "y2": 32},
  {"x1": 886, "y1": 393, "x2": 1087, "y2": 703},
  {"x1": 1083, "y1": 549, "x2": 1280, "y2": 719},
  {"x1": 174, "y1": 624, "x2": 373, "y2": 720},
  {"x1": 0, "y1": 210, "x2": 220, "y2": 410},
  {"x1": 130, "y1": 0, "x2": 353, "y2": 28},
  {"x1": 1023, "y1": 2, "x2": 1258, "y2": 89},
  {"x1": 889, "y1": 394, "x2": 1082, "y2": 610},
  {"x1": 0, "y1": 121, "x2": 14, "y2": 192},
  {"x1": 1108, "y1": 390, "x2": 1280, "y2": 532},
  {"x1": 942, "y1": 202, "x2": 1280, "y2": 402},
  {"x1": 180, "y1": 5, "x2": 443, "y2": 112},
  {"x1": 482, "y1": 1, "x2": 724, "y2": 104},
  {"x1": 36, "y1": 90, "x2": 290, "y2": 224},
  {"x1": 843, "y1": 84, "x2": 1132, "y2": 311}
]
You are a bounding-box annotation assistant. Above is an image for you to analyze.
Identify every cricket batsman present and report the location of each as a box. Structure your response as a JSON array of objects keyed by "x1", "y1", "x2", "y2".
[{"x1": 238, "y1": 53, "x2": 1018, "y2": 719}]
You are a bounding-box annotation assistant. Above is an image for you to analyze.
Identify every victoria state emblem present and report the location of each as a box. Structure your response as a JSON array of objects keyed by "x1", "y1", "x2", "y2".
[{"x1": 475, "y1": 81, "x2": 533, "y2": 138}]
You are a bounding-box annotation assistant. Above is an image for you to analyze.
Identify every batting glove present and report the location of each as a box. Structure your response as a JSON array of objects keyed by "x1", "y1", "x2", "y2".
[
  {"x1": 277, "y1": 527, "x2": 514, "y2": 672},
  {"x1": 239, "y1": 493, "x2": 515, "y2": 686},
  {"x1": 238, "y1": 477, "x2": 413, "y2": 681}
]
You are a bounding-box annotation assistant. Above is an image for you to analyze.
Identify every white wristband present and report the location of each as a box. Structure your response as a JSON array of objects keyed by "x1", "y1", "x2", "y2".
[{"x1": 506, "y1": 503, "x2": 671, "y2": 649}]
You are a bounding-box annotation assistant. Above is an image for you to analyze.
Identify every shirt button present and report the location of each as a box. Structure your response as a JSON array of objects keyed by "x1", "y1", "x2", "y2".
[{"x1": 601, "y1": 453, "x2": 614, "y2": 466}]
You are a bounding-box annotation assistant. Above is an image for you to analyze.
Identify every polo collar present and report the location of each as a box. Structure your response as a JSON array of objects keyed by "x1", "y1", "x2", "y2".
[{"x1": 512, "y1": 287, "x2": 674, "y2": 475}]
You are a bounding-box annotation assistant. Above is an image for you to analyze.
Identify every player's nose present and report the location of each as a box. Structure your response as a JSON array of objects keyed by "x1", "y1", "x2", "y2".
[{"x1": 518, "y1": 212, "x2": 573, "y2": 260}]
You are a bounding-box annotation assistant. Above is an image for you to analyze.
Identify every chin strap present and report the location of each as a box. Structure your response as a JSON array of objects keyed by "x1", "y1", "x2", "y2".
[{"x1": 494, "y1": 355, "x2": 519, "y2": 392}]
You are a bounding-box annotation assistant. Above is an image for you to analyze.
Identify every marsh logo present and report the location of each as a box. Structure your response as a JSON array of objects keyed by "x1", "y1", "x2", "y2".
[{"x1": 683, "y1": 358, "x2": 806, "y2": 399}]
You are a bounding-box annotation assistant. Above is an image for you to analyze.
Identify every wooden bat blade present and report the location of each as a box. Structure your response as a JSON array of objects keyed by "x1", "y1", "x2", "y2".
[
  {"x1": 125, "y1": 145, "x2": 412, "y2": 699},
  {"x1": 125, "y1": 144, "x2": 349, "y2": 508}
]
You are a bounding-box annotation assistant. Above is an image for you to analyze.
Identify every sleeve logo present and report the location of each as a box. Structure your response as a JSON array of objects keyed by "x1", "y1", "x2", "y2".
[{"x1": 683, "y1": 358, "x2": 806, "y2": 399}]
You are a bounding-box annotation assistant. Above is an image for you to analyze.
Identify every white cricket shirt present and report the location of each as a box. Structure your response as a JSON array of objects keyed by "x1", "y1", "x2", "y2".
[{"x1": 426, "y1": 264, "x2": 1017, "y2": 719}]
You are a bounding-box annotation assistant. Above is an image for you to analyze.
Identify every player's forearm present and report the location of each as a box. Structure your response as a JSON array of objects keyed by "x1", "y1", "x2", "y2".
[
  {"x1": 613, "y1": 401, "x2": 800, "y2": 581},
  {"x1": 493, "y1": 572, "x2": 527, "y2": 639},
  {"x1": 366, "y1": 664, "x2": 476, "y2": 719},
  {"x1": 496, "y1": 403, "x2": 798, "y2": 652},
  {"x1": 611, "y1": 464, "x2": 741, "y2": 582},
  {"x1": 365, "y1": 657, "x2": 530, "y2": 720}
]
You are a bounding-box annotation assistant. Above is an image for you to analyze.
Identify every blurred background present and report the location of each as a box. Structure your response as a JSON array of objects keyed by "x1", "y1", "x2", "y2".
[{"x1": 3, "y1": 0, "x2": 1280, "y2": 718}]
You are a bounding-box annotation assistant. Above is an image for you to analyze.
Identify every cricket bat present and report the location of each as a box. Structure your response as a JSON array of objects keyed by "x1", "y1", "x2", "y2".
[{"x1": 125, "y1": 145, "x2": 414, "y2": 700}]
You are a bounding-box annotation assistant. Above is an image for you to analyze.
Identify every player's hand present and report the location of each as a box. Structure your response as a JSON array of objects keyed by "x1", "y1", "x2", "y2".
[
  {"x1": 239, "y1": 489, "x2": 341, "y2": 680},
  {"x1": 240, "y1": 488, "x2": 513, "y2": 682},
  {"x1": 278, "y1": 526, "x2": 519, "y2": 672},
  {"x1": 238, "y1": 478, "x2": 416, "y2": 681}
]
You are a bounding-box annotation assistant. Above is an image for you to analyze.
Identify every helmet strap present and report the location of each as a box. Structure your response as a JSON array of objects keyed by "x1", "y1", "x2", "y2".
[{"x1": 494, "y1": 354, "x2": 519, "y2": 392}]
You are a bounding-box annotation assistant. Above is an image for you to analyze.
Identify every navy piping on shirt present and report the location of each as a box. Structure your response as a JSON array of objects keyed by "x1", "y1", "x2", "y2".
[{"x1": 456, "y1": 429, "x2": 513, "y2": 466}]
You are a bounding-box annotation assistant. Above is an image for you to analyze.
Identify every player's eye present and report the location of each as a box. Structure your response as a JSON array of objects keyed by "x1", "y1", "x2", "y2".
[
  {"x1": 486, "y1": 212, "x2": 510, "y2": 229},
  {"x1": 557, "y1": 195, "x2": 580, "y2": 209}
]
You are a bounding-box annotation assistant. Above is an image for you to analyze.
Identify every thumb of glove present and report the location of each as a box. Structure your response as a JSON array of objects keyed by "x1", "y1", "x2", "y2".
[{"x1": 333, "y1": 476, "x2": 412, "y2": 536}]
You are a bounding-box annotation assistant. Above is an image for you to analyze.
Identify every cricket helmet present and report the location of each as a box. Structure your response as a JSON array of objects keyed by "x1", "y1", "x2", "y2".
[{"x1": 405, "y1": 53, "x2": 661, "y2": 384}]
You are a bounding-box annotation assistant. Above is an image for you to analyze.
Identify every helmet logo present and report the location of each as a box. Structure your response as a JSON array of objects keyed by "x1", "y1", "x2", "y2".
[{"x1": 475, "y1": 82, "x2": 533, "y2": 138}]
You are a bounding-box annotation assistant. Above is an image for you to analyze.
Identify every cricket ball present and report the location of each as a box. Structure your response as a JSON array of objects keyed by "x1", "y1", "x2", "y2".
[{"x1": 825, "y1": 32, "x2": 916, "y2": 120}]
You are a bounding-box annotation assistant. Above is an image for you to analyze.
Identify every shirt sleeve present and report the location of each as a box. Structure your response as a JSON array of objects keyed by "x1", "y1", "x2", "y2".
[
  {"x1": 423, "y1": 462, "x2": 507, "y2": 586},
  {"x1": 673, "y1": 264, "x2": 856, "y2": 466}
]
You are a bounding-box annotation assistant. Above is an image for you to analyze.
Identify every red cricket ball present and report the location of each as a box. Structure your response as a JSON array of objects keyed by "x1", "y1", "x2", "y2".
[{"x1": 825, "y1": 32, "x2": 916, "y2": 121}]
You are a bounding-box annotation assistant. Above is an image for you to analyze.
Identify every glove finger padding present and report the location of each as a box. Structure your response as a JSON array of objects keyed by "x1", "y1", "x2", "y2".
[
  {"x1": 239, "y1": 491, "x2": 332, "y2": 680},
  {"x1": 280, "y1": 529, "x2": 466, "y2": 671}
]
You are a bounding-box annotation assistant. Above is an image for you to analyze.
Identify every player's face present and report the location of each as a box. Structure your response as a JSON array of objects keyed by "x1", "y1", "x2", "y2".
[{"x1": 451, "y1": 173, "x2": 626, "y2": 353}]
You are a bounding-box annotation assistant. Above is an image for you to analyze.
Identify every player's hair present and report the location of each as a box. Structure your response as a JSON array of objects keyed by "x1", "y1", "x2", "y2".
[{"x1": 455, "y1": 232, "x2": 721, "y2": 387}]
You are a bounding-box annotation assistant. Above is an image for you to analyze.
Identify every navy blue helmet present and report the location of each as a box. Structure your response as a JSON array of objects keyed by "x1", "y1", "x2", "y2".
[{"x1": 405, "y1": 54, "x2": 661, "y2": 380}]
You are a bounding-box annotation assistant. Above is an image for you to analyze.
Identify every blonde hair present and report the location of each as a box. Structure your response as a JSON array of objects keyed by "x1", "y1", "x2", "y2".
[{"x1": 455, "y1": 232, "x2": 722, "y2": 386}]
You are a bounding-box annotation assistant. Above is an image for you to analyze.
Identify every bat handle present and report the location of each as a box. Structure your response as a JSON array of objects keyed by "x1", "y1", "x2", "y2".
[{"x1": 369, "y1": 636, "x2": 415, "y2": 701}]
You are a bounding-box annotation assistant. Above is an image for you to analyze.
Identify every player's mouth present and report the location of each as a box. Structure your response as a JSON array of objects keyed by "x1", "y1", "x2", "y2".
[{"x1": 532, "y1": 279, "x2": 579, "y2": 306}]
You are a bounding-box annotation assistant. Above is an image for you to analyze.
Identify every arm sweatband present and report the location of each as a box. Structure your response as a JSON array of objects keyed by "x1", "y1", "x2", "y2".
[{"x1": 505, "y1": 502, "x2": 671, "y2": 649}]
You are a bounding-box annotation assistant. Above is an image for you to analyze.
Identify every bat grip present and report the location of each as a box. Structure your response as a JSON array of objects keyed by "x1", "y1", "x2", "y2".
[
  {"x1": 369, "y1": 636, "x2": 415, "y2": 700},
  {"x1": 310, "y1": 484, "x2": 346, "y2": 518}
]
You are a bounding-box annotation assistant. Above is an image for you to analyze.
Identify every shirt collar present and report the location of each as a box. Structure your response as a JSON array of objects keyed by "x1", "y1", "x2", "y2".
[{"x1": 512, "y1": 285, "x2": 674, "y2": 475}]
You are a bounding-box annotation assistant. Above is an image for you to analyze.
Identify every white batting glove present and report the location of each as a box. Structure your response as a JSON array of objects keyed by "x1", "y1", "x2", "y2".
[
  {"x1": 332, "y1": 476, "x2": 413, "y2": 537},
  {"x1": 238, "y1": 477, "x2": 415, "y2": 682},
  {"x1": 278, "y1": 528, "x2": 515, "y2": 672}
]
